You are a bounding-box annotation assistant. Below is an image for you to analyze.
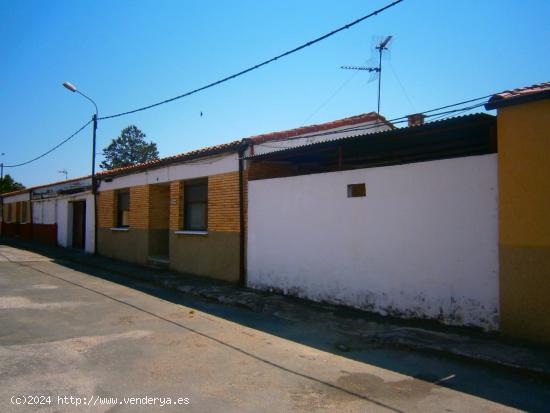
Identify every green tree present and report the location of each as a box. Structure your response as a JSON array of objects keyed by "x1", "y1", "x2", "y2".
[
  {"x1": 100, "y1": 125, "x2": 159, "y2": 170},
  {"x1": 0, "y1": 174, "x2": 25, "y2": 193}
]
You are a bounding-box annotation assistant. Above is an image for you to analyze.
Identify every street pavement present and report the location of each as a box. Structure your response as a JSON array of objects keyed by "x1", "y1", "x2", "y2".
[{"x1": 1, "y1": 244, "x2": 549, "y2": 412}]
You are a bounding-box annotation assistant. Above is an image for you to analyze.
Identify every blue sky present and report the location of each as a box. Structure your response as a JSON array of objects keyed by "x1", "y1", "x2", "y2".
[{"x1": 1, "y1": 0, "x2": 549, "y2": 187}]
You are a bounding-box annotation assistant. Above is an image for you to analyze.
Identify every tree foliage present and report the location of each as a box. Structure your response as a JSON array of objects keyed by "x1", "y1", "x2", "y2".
[
  {"x1": 0, "y1": 174, "x2": 25, "y2": 193},
  {"x1": 100, "y1": 125, "x2": 159, "y2": 170}
]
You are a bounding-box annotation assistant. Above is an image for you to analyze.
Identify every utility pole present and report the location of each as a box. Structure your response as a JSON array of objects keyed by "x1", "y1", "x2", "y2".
[
  {"x1": 62, "y1": 82, "x2": 99, "y2": 254},
  {"x1": 92, "y1": 114, "x2": 97, "y2": 194},
  {"x1": 1, "y1": 153, "x2": 4, "y2": 234}
]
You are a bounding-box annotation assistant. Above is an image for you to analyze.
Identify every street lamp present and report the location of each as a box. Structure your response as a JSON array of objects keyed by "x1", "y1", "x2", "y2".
[{"x1": 62, "y1": 82, "x2": 98, "y2": 193}]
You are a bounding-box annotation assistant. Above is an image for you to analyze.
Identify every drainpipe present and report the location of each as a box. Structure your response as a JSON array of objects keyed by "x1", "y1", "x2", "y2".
[{"x1": 238, "y1": 141, "x2": 249, "y2": 287}]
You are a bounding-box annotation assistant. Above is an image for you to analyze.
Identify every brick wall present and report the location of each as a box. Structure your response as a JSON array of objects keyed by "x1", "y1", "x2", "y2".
[
  {"x1": 98, "y1": 190, "x2": 115, "y2": 228},
  {"x1": 168, "y1": 172, "x2": 241, "y2": 232},
  {"x1": 149, "y1": 185, "x2": 169, "y2": 230},
  {"x1": 248, "y1": 160, "x2": 295, "y2": 181},
  {"x1": 129, "y1": 185, "x2": 149, "y2": 229},
  {"x1": 209, "y1": 171, "x2": 240, "y2": 232},
  {"x1": 169, "y1": 181, "x2": 183, "y2": 230},
  {"x1": 99, "y1": 172, "x2": 241, "y2": 233},
  {"x1": 99, "y1": 185, "x2": 171, "y2": 230}
]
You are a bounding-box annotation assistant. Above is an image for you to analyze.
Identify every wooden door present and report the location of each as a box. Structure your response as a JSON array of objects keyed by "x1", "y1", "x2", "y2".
[{"x1": 72, "y1": 201, "x2": 86, "y2": 249}]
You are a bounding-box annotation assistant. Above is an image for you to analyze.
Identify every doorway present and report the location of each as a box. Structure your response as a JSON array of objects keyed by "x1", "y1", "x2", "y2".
[{"x1": 72, "y1": 201, "x2": 86, "y2": 249}]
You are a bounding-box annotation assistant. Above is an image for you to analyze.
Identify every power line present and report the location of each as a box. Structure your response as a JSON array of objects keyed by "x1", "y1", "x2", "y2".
[
  {"x1": 388, "y1": 61, "x2": 416, "y2": 112},
  {"x1": 420, "y1": 94, "x2": 492, "y2": 115},
  {"x1": 3, "y1": 93, "x2": 490, "y2": 169},
  {"x1": 3, "y1": 120, "x2": 92, "y2": 168},
  {"x1": 98, "y1": 0, "x2": 405, "y2": 120}
]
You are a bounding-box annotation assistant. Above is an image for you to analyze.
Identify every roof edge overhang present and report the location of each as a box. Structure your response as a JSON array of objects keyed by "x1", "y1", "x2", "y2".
[
  {"x1": 97, "y1": 140, "x2": 245, "y2": 180},
  {"x1": 485, "y1": 89, "x2": 550, "y2": 110}
]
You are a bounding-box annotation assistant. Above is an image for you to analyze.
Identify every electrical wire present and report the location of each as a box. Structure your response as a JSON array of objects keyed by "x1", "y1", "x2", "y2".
[
  {"x1": 303, "y1": 70, "x2": 360, "y2": 124},
  {"x1": 3, "y1": 94, "x2": 490, "y2": 169},
  {"x1": 98, "y1": 0, "x2": 405, "y2": 120},
  {"x1": 272, "y1": 92, "x2": 496, "y2": 147},
  {"x1": 420, "y1": 94, "x2": 492, "y2": 115},
  {"x1": 388, "y1": 61, "x2": 416, "y2": 112},
  {"x1": 3, "y1": 119, "x2": 92, "y2": 168}
]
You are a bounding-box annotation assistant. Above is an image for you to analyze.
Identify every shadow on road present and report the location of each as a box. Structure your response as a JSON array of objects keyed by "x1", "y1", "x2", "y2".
[{"x1": 2, "y1": 239, "x2": 549, "y2": 412}]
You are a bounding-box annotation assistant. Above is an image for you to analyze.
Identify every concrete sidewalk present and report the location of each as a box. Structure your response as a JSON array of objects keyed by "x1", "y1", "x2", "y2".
[{"x1": 2, "y1": 237, "x2": 549, "y2": 379}]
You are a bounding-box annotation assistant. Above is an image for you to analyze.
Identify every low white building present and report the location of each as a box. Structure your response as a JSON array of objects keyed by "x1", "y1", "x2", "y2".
[
  {"x1": 1, "y1": 177, "x2": 94, "y2": 253},
  {"x1": 31, "y1": 177, "x2": 95, "y2": 253},
  {"x1": 246, "y1": 114, "x2": 500, "y2": 330}
]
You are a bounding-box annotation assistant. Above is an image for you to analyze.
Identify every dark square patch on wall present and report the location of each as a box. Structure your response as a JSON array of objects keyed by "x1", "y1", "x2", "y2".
[{"x1": 347, "y1": 183, "x2": 366, "y2": 198}]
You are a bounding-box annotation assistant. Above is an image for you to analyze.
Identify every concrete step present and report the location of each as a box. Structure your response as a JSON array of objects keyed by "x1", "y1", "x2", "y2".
[{"x1": 147, "y1": 255, "x2": 169, "y2": 270}]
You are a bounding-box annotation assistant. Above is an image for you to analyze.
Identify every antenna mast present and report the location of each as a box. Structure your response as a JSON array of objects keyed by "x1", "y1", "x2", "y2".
[{"x1": 341, "y1": 35, "x2": 393, "y2": 114}]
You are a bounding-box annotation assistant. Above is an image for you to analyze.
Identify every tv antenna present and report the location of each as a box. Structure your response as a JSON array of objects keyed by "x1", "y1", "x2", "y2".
[
  {"x1": 58, "y1": 169, "x2": 68, "y2": 180},
  {"x1": 341, "y1": 35, "x2": 393, "y2": 114}
]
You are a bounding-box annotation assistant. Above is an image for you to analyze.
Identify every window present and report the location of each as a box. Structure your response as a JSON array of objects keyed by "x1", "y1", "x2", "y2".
[
  {"x1": 117, "y1": 189, "x2": 130, "y2": 227},
  {"x1": 21, "y1": 202, "x2": 28, "y2": 223},
  {"x1": 184, "y1": 179, "x2": 207, "y2": 231},
  {"x1": 6, "y1": 204, "x2": 13, "y2": 223},
  {"x1": 347, "y1": 183, "x2": 366, "y2": 198}
]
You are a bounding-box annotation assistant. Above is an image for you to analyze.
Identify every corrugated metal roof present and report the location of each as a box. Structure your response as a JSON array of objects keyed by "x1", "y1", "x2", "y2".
[{"x1": 244, "y1": 113, "x2": 495, "y2": 160}]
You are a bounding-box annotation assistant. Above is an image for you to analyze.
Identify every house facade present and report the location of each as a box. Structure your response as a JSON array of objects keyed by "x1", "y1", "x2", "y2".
[
  {"x1": 1, "y1": 177, "x2": 94, "y2": 252},
  {"x1": 31, "y1": 177, "x2": 94, "y2": 252},
  {"x1": 1, "y1": 190, "x2": 31, "y2": 239},
  {"x1": 95, "y1": 141, "x2": 246, "y2": 282},
  {"x1": 94, "y1": 112, "x2": 391, "y2": 283},
  {"x1": 485, "y1": 82, "x2": 550, "y2": 344}
]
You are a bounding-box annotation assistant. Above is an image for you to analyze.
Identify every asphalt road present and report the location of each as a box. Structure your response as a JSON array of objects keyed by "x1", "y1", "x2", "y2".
[{"x1": 1, "y1": 245, "x2": 548, "y2": 412}]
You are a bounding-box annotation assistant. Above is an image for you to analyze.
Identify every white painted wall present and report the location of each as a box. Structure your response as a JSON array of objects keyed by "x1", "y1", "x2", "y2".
[
  {"x1": 2, "y1": 192, "x2": 30, "y2": 203},
  {"x1": 56, "y1": 193, "x2": 95, "y2": 253},
  {"x1": 248, "y1": 154, "x2": 499, "y2": 330},
  {"x1": 32, "y1": 200, "x2": 56, "y2": 224},
  {"x1": 98, "y1": 153, "x2": 239, "y2": 191}
]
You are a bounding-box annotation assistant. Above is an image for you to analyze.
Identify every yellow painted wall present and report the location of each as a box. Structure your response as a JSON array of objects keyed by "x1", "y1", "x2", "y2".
[{"x1": 498, "y1": 98, "x2": 550, "y2": 344}]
